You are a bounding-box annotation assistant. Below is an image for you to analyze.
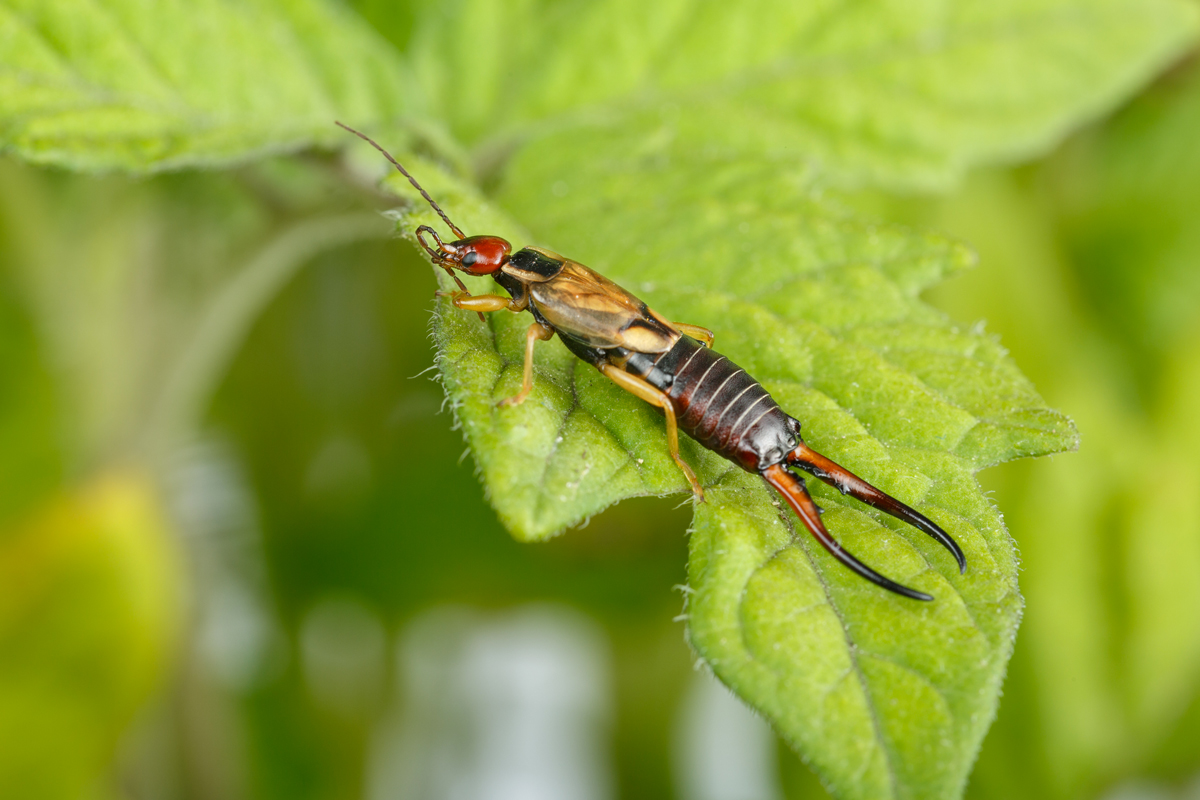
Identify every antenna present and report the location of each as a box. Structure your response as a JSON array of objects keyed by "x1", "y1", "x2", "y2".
[{"x1": 335, "y1": 121, "x2": 466, "y2": 240}]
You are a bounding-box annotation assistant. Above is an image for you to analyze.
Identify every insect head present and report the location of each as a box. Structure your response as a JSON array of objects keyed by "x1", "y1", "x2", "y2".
[{"x1": 416, "y1": 228, "x2": 512, "y2": 276}]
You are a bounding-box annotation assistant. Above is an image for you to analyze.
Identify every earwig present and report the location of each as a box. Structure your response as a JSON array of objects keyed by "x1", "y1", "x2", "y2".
[{"x1": 339, "y1": 122, "x2": 966, "y2": 601}]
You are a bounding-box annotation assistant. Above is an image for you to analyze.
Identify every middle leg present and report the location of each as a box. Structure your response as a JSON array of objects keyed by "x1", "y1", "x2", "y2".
[{"x1": 499, "y1": 321, "x2": 555, "y2": 407}]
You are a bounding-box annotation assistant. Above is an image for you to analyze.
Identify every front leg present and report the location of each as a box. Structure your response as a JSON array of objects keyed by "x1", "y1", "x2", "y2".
[{"x1": 437, "y1": 290, "x2": 528, "y2": 314}]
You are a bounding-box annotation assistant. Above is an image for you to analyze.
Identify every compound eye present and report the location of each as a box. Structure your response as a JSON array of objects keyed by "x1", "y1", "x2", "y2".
[{"x1": 462, "y1": 252, "x2": 478, "y2": 267}]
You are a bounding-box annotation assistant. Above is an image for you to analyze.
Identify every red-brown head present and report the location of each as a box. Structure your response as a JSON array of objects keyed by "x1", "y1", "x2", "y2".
[{"x1": 416, "y1": 227, "x2": 512, "y2": 275}]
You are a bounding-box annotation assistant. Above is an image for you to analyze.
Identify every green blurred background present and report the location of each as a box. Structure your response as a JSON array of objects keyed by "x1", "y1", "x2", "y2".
[{"x1": 3, "y1": 12, "x2": 1200, "y2": 800}]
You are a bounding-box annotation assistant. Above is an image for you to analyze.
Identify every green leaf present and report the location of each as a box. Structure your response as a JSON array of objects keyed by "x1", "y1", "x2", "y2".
[
  {"x1": 0, "y1": 0, "x2": 408, "y2": 172},
  {"x1": 688, "y1": 466, "x2": 1018, "y2": 800},
  {"x1": 404, "y1": 0, "x2": 1199, "y2": 190},
  {"x1": 369, "y1": 129, "x2": 1078, "y2": 798}
]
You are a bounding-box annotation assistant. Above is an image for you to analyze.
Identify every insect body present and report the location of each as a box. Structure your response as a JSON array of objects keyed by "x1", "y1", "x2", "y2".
[{"x1": 339, "y1": 123, "x2": 966, "y2": 601}]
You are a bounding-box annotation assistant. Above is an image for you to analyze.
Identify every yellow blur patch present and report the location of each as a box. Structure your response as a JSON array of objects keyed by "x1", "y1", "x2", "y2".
[{"x1": 0, "y1": 471, "x2": 183, "y2": 798}]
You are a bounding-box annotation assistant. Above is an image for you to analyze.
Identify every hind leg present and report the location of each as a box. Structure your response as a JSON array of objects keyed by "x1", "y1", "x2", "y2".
[
  {"x1": 672, "y1": 322, "x2": 714, "y2": 347},
  {"x1": 598, "y1": 364, "x2": 704, "y2": 501}
]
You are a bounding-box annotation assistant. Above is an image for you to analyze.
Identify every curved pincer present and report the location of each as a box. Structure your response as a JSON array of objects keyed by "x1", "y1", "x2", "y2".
[
  {"x1": 787, "y1": 443, "x2": 967, "y2": 574},
  {"x1": 762, "y1": 464, "x2": 934, "y2": 602}
]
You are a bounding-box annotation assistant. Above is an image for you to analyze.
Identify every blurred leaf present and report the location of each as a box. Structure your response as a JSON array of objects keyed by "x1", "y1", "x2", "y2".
[
  {"x1": 0, "y1": 267, "x2": 61, "y2": 528},
  {"x1": 403, "y1": 0, "x2": 1199, "y2": 190},
  {"x1": 0, "y1": 158, "x2": 386, "y2": 465},
  {"x1": 1137, "y1": 329, "x2": 1200, "y2": 738},
  {"x1": 0, "y1": 470, "x2": 181, "y2": 798},
  {"x1": 1052, "y1": 59, "x2": 1200, "y2": 372},
  {"x1": 0, "y1": 0, "x2": 407, "y2": 172}
]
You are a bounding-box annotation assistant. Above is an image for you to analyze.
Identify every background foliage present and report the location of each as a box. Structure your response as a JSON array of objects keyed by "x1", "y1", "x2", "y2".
[{"x1": 1, "y1": 1, "x2": 1199, "y2": 799}]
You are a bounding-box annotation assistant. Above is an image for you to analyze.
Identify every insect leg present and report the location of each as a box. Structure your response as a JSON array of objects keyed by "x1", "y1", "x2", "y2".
[
  {"x1": 787, "y1": 442, "x2": 966, "y2": 574},
  {"x1": 435, "y1": 269, "x2": 487, "y2": 321},
  {"x1": 437, "y1": 292, "x2": 526, "y2": 313},
  {"x1": 499, "y1": 322, "x2": 555, "y2": 407},
  {"x1": 761, "y1": 464, "x2": 933, "y2": 601},
  {"x1": 672, "y1": 323, "x2": 715, "y2": 347},
  {"x1": 598, "y1": 363, "x2": 705, "y2": 501}
]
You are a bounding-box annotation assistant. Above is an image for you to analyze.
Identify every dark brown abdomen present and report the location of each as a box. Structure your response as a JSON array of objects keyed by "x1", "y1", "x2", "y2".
[{"x1": 650, "y1": 336, "x2": 796, "y2": 473}]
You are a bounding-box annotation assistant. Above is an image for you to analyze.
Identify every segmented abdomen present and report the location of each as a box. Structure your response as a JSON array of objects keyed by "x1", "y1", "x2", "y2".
[{"x1": 650, "y1": 336, "x2": 795, "y2": 472}]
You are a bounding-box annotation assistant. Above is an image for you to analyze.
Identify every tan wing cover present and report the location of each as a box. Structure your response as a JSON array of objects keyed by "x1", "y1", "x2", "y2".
[{"x1": 529, "y1": 261, "x2": 679, "y2": 352}]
